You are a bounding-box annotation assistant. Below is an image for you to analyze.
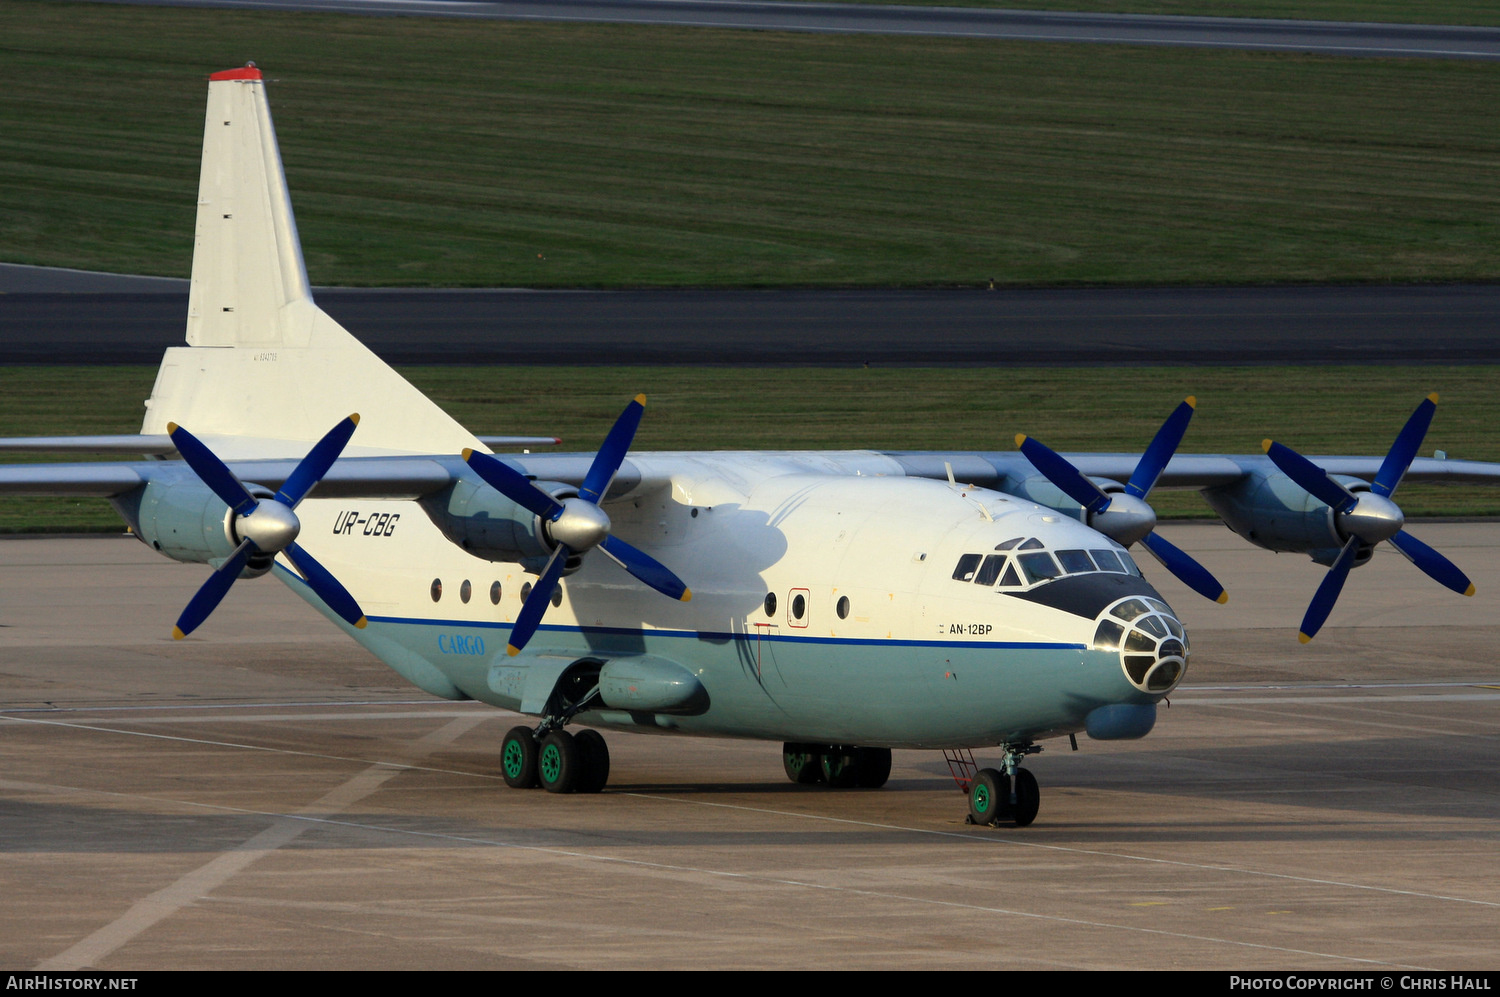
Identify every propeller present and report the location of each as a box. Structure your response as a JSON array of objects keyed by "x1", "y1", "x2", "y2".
[
  {"x1": 462, "y1": 394, "x2": 691, "y2": 656},
  {"x1": 167, "y1": 416, "x2": 367, "y2": 638},
  {"x1": 1016, "y1": 397, "x2": 1228, "y2": 604},
  {"x1": 1262, "y1": 393, "x2": 1473, "y2": 643}
]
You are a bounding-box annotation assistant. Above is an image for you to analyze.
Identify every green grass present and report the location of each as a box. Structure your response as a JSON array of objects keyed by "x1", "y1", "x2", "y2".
[
  {"x1": 787, "y1": 1, "x2": 1500, "y2": 27},
  {"x1": 2, "y1": 2, "x2": 1499, "y2": 287},
  {"x1": 3, "y1": 364, "x2": 1497, "y2": 532}
]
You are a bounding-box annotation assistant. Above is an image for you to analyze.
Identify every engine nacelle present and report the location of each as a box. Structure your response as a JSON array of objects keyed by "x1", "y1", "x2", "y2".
[
  {"x1": 111, "y1": 475, "x2": 272, "y2": 576},
  {"x1": 1203, "y1": 471, "x2": 1373, "y2": 566},
  {"x1": 417, "y1": 476, "x2": 555, "y2": 564}
]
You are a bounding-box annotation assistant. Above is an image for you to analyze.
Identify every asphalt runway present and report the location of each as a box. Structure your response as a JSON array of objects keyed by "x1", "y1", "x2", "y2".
[
  {"x1": 98, "y1": 0, "x2": 1500, "y2": 60},
  {"x1": 4, "y1": 268, "x2": 1500, "y2": 365},
  {"x1": 2, "y1": 526, "x2": 1497, "y2": 969}
]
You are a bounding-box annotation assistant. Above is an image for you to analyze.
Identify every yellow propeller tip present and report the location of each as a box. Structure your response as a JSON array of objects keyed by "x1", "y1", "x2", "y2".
[
  {"x1": 507, "y1": 645, "x2": 522, "y2": 657},
  {"x1": 1464, "y1": 584, "x2": 1476, "y2": 597},
  {"x1": 349, "y1": 413, "x2": 360, "y2": 425},
  {"x1": 1261, "y1": 438, "x2": 1274, "y2": 453},
  {"x1": 461, "y1": 448, "x2": 474, "y2": 461},
  {"x1": 166, "y1": 422, "x2": 179, "y2": 434},
  {"x1": 634, "y1": 393, "x2": 647, "y2": 405},
  {"x1": 171, "y1": 627, "x2": 186, "y2": 640},
  {"x1": 1216, "y1": 592, "x2": 1229, "y2": 605},
  {"x1": 354, "y1": 616, "x2": 368, "y2": 629},
  {"x1": 1428, "y1": 392, "x2": 1440, "y2": 404},
  {"x1": 1297, "y1": 632, "x2": 1313, "y2": 644},
  {"x1": 1014, "y1": 433, "x2": 1028, "y2": 447},
  {"x1": 680, "y1": 589, "x2": 693, "y2": 603},
  {"x1": 1185, "y1": 396, "x2": 1197, "y2": 408}
]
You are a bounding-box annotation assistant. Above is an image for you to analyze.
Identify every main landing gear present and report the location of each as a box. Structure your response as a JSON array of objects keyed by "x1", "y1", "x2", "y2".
[
  {"x1": 781, "y1": 742, "x2": 892, "y2": 789},
  {"x1": 502, "y1": 725, "x2": 611, "y2": 794},
  {"x1": 966, "y1": 742, "x2": 1041, "y2": 828}
]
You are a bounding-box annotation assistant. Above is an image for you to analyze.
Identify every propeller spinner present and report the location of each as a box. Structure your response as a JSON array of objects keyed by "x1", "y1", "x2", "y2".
[
  {"x1": 1016, "y1": 397, "x2": 1228, "y2": 604},
  {"x1": 463, "y1": 394, "x2": 690, "y2": 656},
  {"x1": 1262, "y1": 393, "x2": 1474, "y2": 643},
  {"x1": 167, "y1": 416, "x2": 368, "y2": 639}
]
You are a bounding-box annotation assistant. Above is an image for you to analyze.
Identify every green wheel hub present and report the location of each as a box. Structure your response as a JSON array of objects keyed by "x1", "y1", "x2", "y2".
[{"x1": 539, "y1": 743, "x2": 562, "y2": 784}]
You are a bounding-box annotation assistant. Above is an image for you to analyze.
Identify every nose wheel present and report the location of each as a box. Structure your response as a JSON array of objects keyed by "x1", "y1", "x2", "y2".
[{"x1": 966, "y1": 743, "x2": 1042, "y2": 827}]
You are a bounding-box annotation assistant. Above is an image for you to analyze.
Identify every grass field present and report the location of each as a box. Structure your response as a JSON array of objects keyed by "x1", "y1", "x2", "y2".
[
  {"x1": 792, "y1": 1, "x2": 1500, "y2": 26},
  {"x1": 3, "y1": 364, "x2": 1497, "y2": 532},
  {"x1": 2, "y1": 2, "x2": 1498, "y2": 287}
]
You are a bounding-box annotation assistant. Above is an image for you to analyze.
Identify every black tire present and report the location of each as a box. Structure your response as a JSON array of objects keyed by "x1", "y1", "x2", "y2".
[
  {"x1": 1012, "y1": 767, "x2": 1040, "y2": 827},
  {"x1": 573, "y1": 728, "x2": 611, "y2": 794},
  {"x1": 782, "y1": 742, "x2": 823, "y2": 785},
  {"x1": 501, "y1": 726, "x2": 539, "y2": 789},
  {"x1": 855, "y1": 747, "x2": 892, "y2": 789},
  {"x1": 538, "y1": 730, "x2": 579, "y2": 794},
  {"x1": 821, "y1": 745, "x2": 860, "y2": 788},
  {"x1": 968, "y1": 768, "x2": 1010, "y2": 825}
]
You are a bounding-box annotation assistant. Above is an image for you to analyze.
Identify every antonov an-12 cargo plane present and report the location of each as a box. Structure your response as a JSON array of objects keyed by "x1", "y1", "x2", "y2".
[{"x1": 3, "y1": 66, "x2": 1495, "y2": 826}]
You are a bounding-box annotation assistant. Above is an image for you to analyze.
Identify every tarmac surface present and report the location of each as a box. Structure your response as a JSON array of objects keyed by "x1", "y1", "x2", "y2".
[
  {"x1": 3, "y1": 264, "x2": 1499, "y2": 365},
  {"x1": 96, "y1": 0, "x2": 1500, "y2": 60},
  {"x1": 2, "y1": 525, "x2": 1497, "y2": 969}
]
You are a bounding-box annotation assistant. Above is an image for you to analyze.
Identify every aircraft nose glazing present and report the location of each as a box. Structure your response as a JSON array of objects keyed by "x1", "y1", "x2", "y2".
[{"x1": 1091, "y1": 596, "x2": 1189, "y2": 694}]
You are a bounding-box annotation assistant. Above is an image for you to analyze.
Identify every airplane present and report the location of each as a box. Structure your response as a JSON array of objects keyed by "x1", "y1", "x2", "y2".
[{"x1": 3, "y1": 64, "x2": 1497, "y2": 827}]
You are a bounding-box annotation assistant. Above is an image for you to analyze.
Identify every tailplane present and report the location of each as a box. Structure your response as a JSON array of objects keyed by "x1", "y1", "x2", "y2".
[{"x1": 141, "y1": 65, "x2": 480, "y2": 459}]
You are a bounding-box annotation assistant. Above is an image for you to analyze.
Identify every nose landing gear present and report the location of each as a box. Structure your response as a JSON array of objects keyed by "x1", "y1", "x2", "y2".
[{"x1": 966, "y1": 742, "x2": 1041, "y2": 827}]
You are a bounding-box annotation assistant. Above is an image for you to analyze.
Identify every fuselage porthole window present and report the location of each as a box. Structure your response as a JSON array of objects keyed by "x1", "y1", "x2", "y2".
[
  {"x1": 791, "y1": 592, "x2": 806, "y2": 621},
  {"x1": 764, "y1": 592, "x2": 777, "y2": 616},
  {"x1": 490, "y1": 581, "x2": 502, "y2": 605},
  {"x1": 836, "y1": 595, "x2": 850, "y2": 620},
  {"x1": 430, "y1": 578, "x2": 442, "y2": 602},
  {"x1": 460, "y1": 579, "x2": 472, "y2": 604}
]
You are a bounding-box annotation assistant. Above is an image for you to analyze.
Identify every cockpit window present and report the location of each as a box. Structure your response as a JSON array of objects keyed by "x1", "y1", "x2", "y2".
[
  {"x1": 999, "y1": 563, "x2": 1022, "y2": 587},
  {"x1": 952, "y1": 553, "x2": 982, "y2": 582},
  {"x1": 1090, "y1": 549, "x2": 1125, "y2": 573},
  {"x1": 995, "y1": 537, "x2": 1022, "y2": 551},
  {"x1": 1018, "y1": 552, "x2": 1061, "y2": 584},
  {"x1": 1055, "y1": 549, "x2": 1095, "y2": 573},
  {"x1": 1018, "y1": 538, "x2": 1045, "y2": 550},
  {"x1": 974, "y1": 554, "x2": 1007, "y2": 586}
]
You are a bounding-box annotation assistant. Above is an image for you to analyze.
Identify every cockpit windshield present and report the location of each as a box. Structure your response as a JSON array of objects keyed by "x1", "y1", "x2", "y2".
[{"x1": 950, "y1": 537, "x2": 1142, "y2": 591}]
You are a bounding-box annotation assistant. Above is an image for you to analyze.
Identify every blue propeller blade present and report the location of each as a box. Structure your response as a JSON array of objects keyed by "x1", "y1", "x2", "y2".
[
  {"x1": 464, "y1": 449, "x2": 563, "y2": 521},
  {"x1": 508, "y1": 545, "x2": 571, "y2": 656},
  {"x1": 276, "y1": 414, "x2": 360, "y2": 507},
  {"x1": 1389, "y1": 530, "x2": 1475, "y2": 597},
  {"x1": 599, "y1": 535, "x2": 692, "y2": 602},
  {"x1": 167, "y1": 422, "x2": 258, "y2": 516},
  {"x1": 1015, "y1": 434, "x2": 1111, "y2": 514},
  {"x1": 580, "y1": 394, "x2": 646, "y2": 504},
  {"x1": 173, "y1": 539, "x2": 255, "y2": 639},
  {"x1": 1299, "y1": 537, "x2": 1360, "y2": 643},
  {"x1": 285, "y1": 542, "x2": 368, "y2": 628},
  {"x1": 1263, "y1": 441, "x2": 1358, "y2": 514},
  {"x1": 1126, "y1": 397, "x2": 1195, "y2": 500},
  {"x1": 1140, "y1": 530, "x2": 1228, "y2": 605},
  {"x1": 1372, "y1": 394, "x2": 1438, "y2": 499}
]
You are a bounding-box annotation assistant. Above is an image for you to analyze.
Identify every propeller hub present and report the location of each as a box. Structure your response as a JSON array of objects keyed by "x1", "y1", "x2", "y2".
[
  {"x1": 547, "y1": 497, "x2": 611, "y2": 552},
  {"x1": 235, "y1": 500, "x2": 300, "y2": 552},
  {"x1": 1338, "y1": 492, "x2": 1404, "y2": 545},
  {"x1": 1088, "y1": 492, "x2": 1156, "y2": 547}
]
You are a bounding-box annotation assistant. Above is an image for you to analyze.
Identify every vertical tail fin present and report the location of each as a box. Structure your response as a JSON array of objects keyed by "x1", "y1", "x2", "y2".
[
  {"x1": 142, "y1": 65, "x2": 482, "y2": 459},
  {"x1": 185, "y1": 63, "x2": 311, "y2": 347}
]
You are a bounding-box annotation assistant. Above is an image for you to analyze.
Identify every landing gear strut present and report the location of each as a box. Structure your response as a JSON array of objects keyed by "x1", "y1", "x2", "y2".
[
  {"x1": 967, "y1": 742, "x2": 1041, "y2": 827},
  {"x1": 782, "y1": 743, "x2": 892, "y2": 789}
]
